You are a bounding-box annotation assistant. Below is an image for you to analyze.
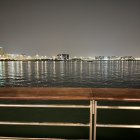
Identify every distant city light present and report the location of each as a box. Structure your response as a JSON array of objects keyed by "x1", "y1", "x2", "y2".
[{"x1": 0, "y1": 47, "x2": 139, "y2": 61}]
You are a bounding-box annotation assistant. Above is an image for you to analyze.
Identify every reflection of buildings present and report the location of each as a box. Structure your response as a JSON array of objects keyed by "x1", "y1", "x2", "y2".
[{"x1": 57, "y1": 54, "x2": 69, "y2": 61}]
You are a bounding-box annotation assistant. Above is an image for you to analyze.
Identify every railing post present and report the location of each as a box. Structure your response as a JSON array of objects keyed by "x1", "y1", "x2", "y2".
[
  {"x1": 90, "y1": 100, "x2": 93, "y2": 140},
  {"x1": 94, "y1": 101, "x2": 97, "y2": 140}
]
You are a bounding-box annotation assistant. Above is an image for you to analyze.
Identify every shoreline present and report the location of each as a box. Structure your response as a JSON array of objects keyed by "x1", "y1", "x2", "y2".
[{"x1": 0, "y1": 59, "x2": 140, "y2": 62}]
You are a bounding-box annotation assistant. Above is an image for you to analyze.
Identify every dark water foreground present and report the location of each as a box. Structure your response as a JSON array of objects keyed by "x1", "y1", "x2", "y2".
[{"x1": 0, "y1": 61, "x2": 140, "y2": 139}]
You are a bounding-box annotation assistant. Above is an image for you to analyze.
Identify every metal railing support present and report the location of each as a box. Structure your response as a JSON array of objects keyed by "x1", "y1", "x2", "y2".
[
  {"x1": 93, "y1": 101, "x2": 140, "y2": 140},
  {"x1": 93, "y1": 101, "x2": 97, "y2": 140},
  {"x1": 0, "y1": 102, "x2": 92, "y2": 140},
  {"x1": 89, "y1": 100, "x2": 93, "y2": 140},
  {"x1": 0, "y1": 87, "x2": 140, "y2": 139}
]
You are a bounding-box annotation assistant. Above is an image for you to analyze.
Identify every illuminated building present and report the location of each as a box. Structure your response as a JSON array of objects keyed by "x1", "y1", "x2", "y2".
[
  {"x1": 57, "y1": 54, "x2": 69, "y2": 60},
  {"x1": 0, "y1": 47, "x2": 5, "y2": 55}
]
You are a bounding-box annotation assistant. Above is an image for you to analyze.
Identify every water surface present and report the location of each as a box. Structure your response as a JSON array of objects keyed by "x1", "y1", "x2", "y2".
[{"x1": 0, "y1": 60, "x2": 140, "y2": 87}]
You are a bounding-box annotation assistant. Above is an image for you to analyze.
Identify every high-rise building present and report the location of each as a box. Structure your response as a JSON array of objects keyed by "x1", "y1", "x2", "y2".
[
  {"x1": 57, "y1": 54, "x2": 69, "y2": 60},
  {"x1": 0, "y1": 47, "x2": 5, "y2": 55},
  {"x1": 95, "y1": 56, "x2": 105, "y2": 60}
]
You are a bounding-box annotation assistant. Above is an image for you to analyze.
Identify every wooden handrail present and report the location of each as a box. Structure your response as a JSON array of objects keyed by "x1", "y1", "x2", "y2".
[
  {"x1": 0, "y1": 88, "x2": 92, "y2": 100},
  {"x1": 92, "y1": 88, "x2": 140, "y2": 102},
  {"x1": 0, "y1": 88, "x2": 140, "y2": 101}
]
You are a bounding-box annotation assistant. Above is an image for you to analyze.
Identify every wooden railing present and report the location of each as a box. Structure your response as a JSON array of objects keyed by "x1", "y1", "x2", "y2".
[
  {"x1": 0, "y1": 88, "x2": 140, "y2": 101},
  {"x1": 0, "y1": 88, "x2": 140, "y2": 140}
]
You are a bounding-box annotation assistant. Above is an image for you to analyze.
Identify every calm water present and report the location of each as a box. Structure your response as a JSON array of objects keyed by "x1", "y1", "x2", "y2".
[{"x1": 0, "y1": 60, "x2": 140, "y2": 87}]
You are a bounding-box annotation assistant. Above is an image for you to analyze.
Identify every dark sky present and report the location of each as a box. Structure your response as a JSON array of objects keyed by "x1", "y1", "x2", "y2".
[{"x1": 0, "y1": 0, "x2": 140, "y2": 57}]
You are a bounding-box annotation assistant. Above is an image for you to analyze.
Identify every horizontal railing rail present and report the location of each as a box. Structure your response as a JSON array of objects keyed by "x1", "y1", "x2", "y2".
[{"x1": 0, "y1": 100, "x2": 92, "y2": 140}]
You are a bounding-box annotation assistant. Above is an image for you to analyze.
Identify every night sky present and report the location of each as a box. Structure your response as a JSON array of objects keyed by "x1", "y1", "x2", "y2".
[{"x1": 0, "y1": 0, "x2": 140, "y2": 57}]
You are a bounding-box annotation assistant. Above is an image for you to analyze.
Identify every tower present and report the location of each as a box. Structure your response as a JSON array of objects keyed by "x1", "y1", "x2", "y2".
[{"x1": 0, "y1": 47, "x2": 5, "y2": 55}]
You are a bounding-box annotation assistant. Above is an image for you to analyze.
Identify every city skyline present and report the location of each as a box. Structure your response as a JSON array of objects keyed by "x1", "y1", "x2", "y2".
[
  {"x1": 0, "y1": 46, "x2": 140, "y2": 61},
  {"x1": 1, "y1": 0, "x2": 140, "y2": 57}
]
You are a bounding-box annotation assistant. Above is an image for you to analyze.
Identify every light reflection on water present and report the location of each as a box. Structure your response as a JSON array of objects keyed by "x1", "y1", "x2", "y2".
[{"x1": 0, "y1": 60, "x2": 140, "y2": 87}]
